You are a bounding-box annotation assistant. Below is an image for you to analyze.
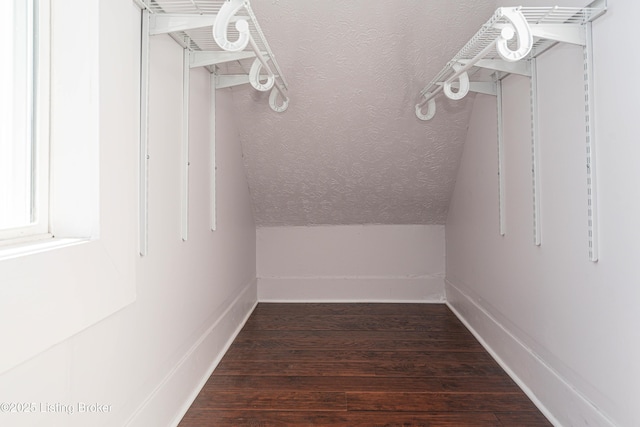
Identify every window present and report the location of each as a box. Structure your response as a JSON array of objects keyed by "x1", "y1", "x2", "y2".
[
  {"x1": 0, "y1": 0, "x2": 138, "y2": 374},
  {"x1": 0, "y1": 0, "x2": 49, "y2": 241}
]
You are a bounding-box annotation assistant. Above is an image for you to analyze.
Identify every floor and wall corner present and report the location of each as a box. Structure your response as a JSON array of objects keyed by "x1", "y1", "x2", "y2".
[{"x1": 0, "y1": 0, "x2": 638, "y2": 426}]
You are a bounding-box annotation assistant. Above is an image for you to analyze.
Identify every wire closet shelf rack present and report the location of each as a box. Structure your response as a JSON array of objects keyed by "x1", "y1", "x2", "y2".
[
  {"x1": 413, "y1": 1, "x2": 607, "y2": 263},
  {"x1": 134, "y1": 0, "x2": 291, "y2": 256},
  {"x1": 139, "y1": 0, "x2": 290, "y2": 112},
  {"x1": 415, "y1": 3, "x2": 606, "y2": 121}
]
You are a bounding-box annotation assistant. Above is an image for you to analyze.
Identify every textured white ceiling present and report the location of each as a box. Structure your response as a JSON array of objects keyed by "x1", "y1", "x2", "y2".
[{"x1": 228, "y1": 0, "x2": 496, "y2": 227}]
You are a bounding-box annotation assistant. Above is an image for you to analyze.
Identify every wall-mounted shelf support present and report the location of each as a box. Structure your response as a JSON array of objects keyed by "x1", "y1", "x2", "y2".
[
  {"x1": 150, "y1": 14, "x2": 216, "y2": 35},
  {"x1": 216, "y1": 74, "x2": 251, "y2": 89},
  {"x1": 496, "y1": 77, "x2": 506, "y2": 237},
  {"x1": 133, "y1": 0, "x2": 290, "y2": 254},
  {"x1": 584, "y1": 21, "x2": 598, "y2": 262},
  {"x1": 190, "y1": 50, "x2": 256, "y2": 68},
  {"x1": 139, "y1": 9, "x2": 150, "y2": 256},
  {"x1": 181, "y1": 44, "x2": 190, "y2": 242},
  {"x1": 458, "y1": 59, "x2": 531, "y2": 77},
  {"x1": 530, "y1": 58, "x2": 542, "y2": 246},
  {"x1": 209, "y1": 73, "x2": 217, "y2": 232},
  {"x1": 415, "y1": 1, "x2": 606, "y2": 261}
]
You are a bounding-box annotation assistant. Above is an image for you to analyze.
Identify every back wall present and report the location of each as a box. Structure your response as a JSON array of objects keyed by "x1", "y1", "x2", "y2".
[{"x1": 258, "y1": 224, "x2": 445, "y2": 302}]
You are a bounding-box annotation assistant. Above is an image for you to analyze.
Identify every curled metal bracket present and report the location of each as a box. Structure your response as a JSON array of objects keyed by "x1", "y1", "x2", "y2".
[
  {"x1": 213, "y1": 0, "x2": 250, "y2": 52},
  {"x1": 269, "y1": 86, "x2": 289, "y2": 112},
  {"x1": 415, "y1": 97, "x2": 436, "y2": 121},
  {"x1": 444, "y1": 63, "x2": 470, "y2": 100},
  {"x1": 212, "y1": 0, "x2": 290, "y2": 113},
  {"x1": 496, "y1": 7, "x2": 533, "y2": 62},
  {"x1": 249, "y1": 57, "x2": 275, "y2": 91}
]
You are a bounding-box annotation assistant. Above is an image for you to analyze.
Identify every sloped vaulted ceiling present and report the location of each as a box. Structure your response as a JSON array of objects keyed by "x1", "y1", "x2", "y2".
[{"x1": 227, "y1": 0, "x2": 496, "y2": 227}]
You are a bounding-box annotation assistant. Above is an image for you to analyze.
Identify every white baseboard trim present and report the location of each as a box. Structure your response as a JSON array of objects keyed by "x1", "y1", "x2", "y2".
[
  {"x1": 124, "y1": 278, "x2": 258, "y2": 427},
  {"x1": 445, "y1": 279, "x2": 616, "y2": 427},
  {"x1": 258, "y1": 276, "x2": 445, "y2": 303}
]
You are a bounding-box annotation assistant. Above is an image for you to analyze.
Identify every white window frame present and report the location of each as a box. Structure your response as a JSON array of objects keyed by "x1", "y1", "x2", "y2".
[
  {"x1": 0, "y1": 0, "x2": 50, "y2": 243},
  {"x1": 0, "y1": 0, "x2": 137, "y2": 375}
]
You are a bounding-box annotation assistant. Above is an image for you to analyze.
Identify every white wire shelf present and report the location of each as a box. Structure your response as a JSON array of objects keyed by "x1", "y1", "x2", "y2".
[
  {"x1": 413, "y1": 1, "x2": 607, "y2": 262},
  {"x1": 415, "y1": 2, "x2": 606, "y2": 121},
  {"x1": 138, "y1": 0, "x2": 289, "y2": 112},
  {"x1": 133, "y1": 0, "x2": 290, "y2": 256}
]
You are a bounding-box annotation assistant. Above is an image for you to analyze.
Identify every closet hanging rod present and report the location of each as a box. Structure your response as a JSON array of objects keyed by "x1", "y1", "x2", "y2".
[
  {"x1": 136, "y1": 0, "x2": 290, "y2": 113},
  {"x1": 415, "y1": 2, "x2": 606, "y2": 121},
  {"x1": 417, "y1": 36, "x2": 503, "y2": 109},
  {"x1": 212, "y1": 0, "x2": 289, "y2": 112},
  {"x1": 241, "y1": 20, "x2": 289, "y2": 111}
]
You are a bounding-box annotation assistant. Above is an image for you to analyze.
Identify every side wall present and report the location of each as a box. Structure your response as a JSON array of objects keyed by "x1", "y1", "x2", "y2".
[
  {"x1": 258, "y1": 225, "x2": 445, "y2": 302},
  {"x1": 446, "y1": 2, "x2": 640, "y2": 426},
  {"x1": 0, "y1": 1, "x2": 257, "y2": 426}
]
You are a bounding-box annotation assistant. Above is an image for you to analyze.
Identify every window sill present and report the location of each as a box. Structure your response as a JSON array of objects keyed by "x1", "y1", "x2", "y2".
[{"x1": 0, "y1": 235, "x2": 89, "y2": 262}]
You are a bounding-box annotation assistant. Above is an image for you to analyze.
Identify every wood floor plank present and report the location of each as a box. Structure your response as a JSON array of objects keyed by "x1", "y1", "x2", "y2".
[
  {"x1": 203, "y1": 375, "x2": 524, "y2": 394},
  {"x1": 243, "y1": 314, "x2": 468, "y2": 332},
  {"x1": 221, "y1": 348, "x2": 498, "y2": 363},
  {"x1": 231, "y1": 330, "x2": 485, "y2": 352},
  {"x1": 234, "y1": 329, "x2": 476, "y2": 342},
  {"x1": 218, "y1": 347, "x2": 505, "y2": 377},
  {"x1": 252, "y1": 303, "x2": 454, "y2": 317},
  {"x1": 346, "y1": 392, "x2": 540, "y2": 412},
  {"x1": 180, "y1": 410, "x2": 503, "y2": 426},
  {"x1": 496, "y1": 411, "x2": 554, "y2": 426},
  {"x1": 214, "y1": 358, "x2": 507, "y2": 377},
  {"x1": 189, "y1": 391, "x2": 346, "y2": 411}
]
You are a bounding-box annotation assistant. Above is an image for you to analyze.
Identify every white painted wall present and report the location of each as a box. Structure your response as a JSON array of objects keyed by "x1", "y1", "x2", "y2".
[
  {"x1": 258, "y1": 225, "x2": 445, "y2": 302},
  {"x1": 0, "y1": 1, "x2": 257, "y2": 426},
  {"x1": 446, "y1": 1, "x2": 640, "y2": 426}
]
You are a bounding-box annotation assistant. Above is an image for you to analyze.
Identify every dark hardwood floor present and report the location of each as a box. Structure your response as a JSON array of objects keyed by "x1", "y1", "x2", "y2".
[{"x1": 178, "y1": 303, "x2": 552, "y2": 426}]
